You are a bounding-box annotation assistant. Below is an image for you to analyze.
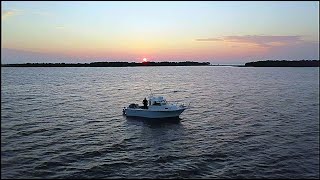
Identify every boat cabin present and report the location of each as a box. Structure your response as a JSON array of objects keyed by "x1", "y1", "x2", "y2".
[{"x1": 149, "y1": 96, "x2": 167, "y2": 106}]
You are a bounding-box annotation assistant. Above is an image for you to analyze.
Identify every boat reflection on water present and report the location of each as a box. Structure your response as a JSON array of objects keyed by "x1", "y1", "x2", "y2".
[{"x1": 124, "y1": 115, "x2": 182, "y2": 125}]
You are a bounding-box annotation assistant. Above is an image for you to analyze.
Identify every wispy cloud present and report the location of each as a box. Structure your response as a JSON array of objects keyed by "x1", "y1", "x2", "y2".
[
  {"x1": 225, "y1": 35, "x2": 303, "y2": 47},
  {"x1": 31, "y1": 11, "x2": 54, "y2": 17},
  {"x1": 195, "y1": 38, "x2": 223, "y2": 41},
  {"x1": 2, "y1": 9, "x2": 20, "y2": 20},
  {"x1": 55, "y1": 26, "x2": 65, "y2": 29},
  {"x1": 196, "y1": 35, "x2": 306, "y2": 48},
  {"x1": 2, "y1": 9, "x2": 54, "y2": 20},
  {"x1": 195, "y1": 35, "x2": 319, "y2": 61}
]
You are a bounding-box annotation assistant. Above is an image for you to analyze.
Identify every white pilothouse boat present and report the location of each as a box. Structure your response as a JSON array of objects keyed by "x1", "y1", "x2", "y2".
[{"x1": 123, "y1": 96, "x2": 187, "y2": 119}]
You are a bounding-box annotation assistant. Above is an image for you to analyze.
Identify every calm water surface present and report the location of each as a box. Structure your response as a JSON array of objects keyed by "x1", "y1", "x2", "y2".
[{"x1": 1, "y1": 66, "x2": 319, "y2": 178}]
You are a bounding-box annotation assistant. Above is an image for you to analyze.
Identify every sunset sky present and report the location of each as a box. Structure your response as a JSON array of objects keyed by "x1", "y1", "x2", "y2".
[{"x1": 1, "y1": 1, "x2": 319, "y2": 64}]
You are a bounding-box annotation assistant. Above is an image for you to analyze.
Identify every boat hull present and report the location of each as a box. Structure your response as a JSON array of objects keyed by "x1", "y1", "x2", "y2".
[{"x1": 124, "y1": 108, "x2": 186, "y2": 119}]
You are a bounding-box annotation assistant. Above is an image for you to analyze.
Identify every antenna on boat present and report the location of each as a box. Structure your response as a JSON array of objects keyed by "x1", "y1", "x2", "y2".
[{"x1": 147, "y1": 88, "x2": 153, "y2": 98}]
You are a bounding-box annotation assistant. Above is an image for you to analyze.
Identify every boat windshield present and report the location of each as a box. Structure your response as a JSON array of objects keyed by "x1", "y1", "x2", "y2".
[
  {"x1": 149, "y1": 96, "x2": 167, "y2": 106},
  {"x1": 152, "y1": 100, "x2": 167, "y2": 106}
]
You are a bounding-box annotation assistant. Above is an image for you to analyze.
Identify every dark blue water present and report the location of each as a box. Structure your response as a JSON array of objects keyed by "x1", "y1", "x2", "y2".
[{"x1": 1, "y1": 66, "x2": 319, "y2": 178}]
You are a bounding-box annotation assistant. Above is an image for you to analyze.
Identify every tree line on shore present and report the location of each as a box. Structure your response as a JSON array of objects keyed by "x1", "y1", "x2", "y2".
[
  {"x1": 2, "y1": 60, "x2": 319, "y2": 67},
  {"x1": 245, "y1": 60, "x2": 319, "y2": 67},
  {"x1": 1, "y1": 61, "x2": 211, "y2": 67}
]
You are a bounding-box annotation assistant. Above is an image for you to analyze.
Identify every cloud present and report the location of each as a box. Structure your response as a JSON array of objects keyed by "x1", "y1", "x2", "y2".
[
  {"x1": 2, "y1": 9, "x2": 20, "y2": 20},
  {"x1": 2, "y1": 9, "x2": 54, "y2": 21},
  {"x1": 31, "y1": 11, "x2": 54, "y2": 17},
  {"x1": 55, "y1": 26, "x2": 65, "y2": 29},
  {"x1": 195, "y1": 38, "x2": 223, "y2": 41},
  {"x1": 194, "y1": 35, "x2": 319, "y2": 61},
  {"x1": 224, "y1": 35, "x2": 303, "y2": 47},
  {"x1": 196, "y1": 35, "x2": 305, "y2": 48}
]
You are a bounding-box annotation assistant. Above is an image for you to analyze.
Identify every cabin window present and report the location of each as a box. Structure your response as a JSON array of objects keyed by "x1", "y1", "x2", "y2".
[{"x1": 153, "y1": 102, "x2": 161, "y2": 106}]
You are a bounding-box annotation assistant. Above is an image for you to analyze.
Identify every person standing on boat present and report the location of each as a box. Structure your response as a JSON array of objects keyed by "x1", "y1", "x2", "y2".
[{"x1": 143, "y1": 98, "x2": 148, "y2": 109}]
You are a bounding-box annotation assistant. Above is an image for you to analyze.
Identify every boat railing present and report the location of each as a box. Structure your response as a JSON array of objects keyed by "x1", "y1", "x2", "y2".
[
  {"x1": 173, "y1": 101, "x2": 192, "y2": 108},
  {"x1": 166, "y1": 101, "x2": 188, "y2": 107}
]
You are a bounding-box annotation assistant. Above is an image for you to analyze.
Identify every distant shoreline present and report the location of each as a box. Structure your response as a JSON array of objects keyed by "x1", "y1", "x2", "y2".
[
  {"x1": 244, "y1": 60, "x2": 319, "y2": 67},
  {"x1": 1, "y1": 61, "x2": 210, "y2": 67},
  {"x1": 1, "y1": 60, "x2": 319, "y2": 67}
]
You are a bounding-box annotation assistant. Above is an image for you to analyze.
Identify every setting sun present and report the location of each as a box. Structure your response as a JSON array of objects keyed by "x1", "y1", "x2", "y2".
[{"x1": 143, "y1": 58, "x2": 147, "y2": 62}]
